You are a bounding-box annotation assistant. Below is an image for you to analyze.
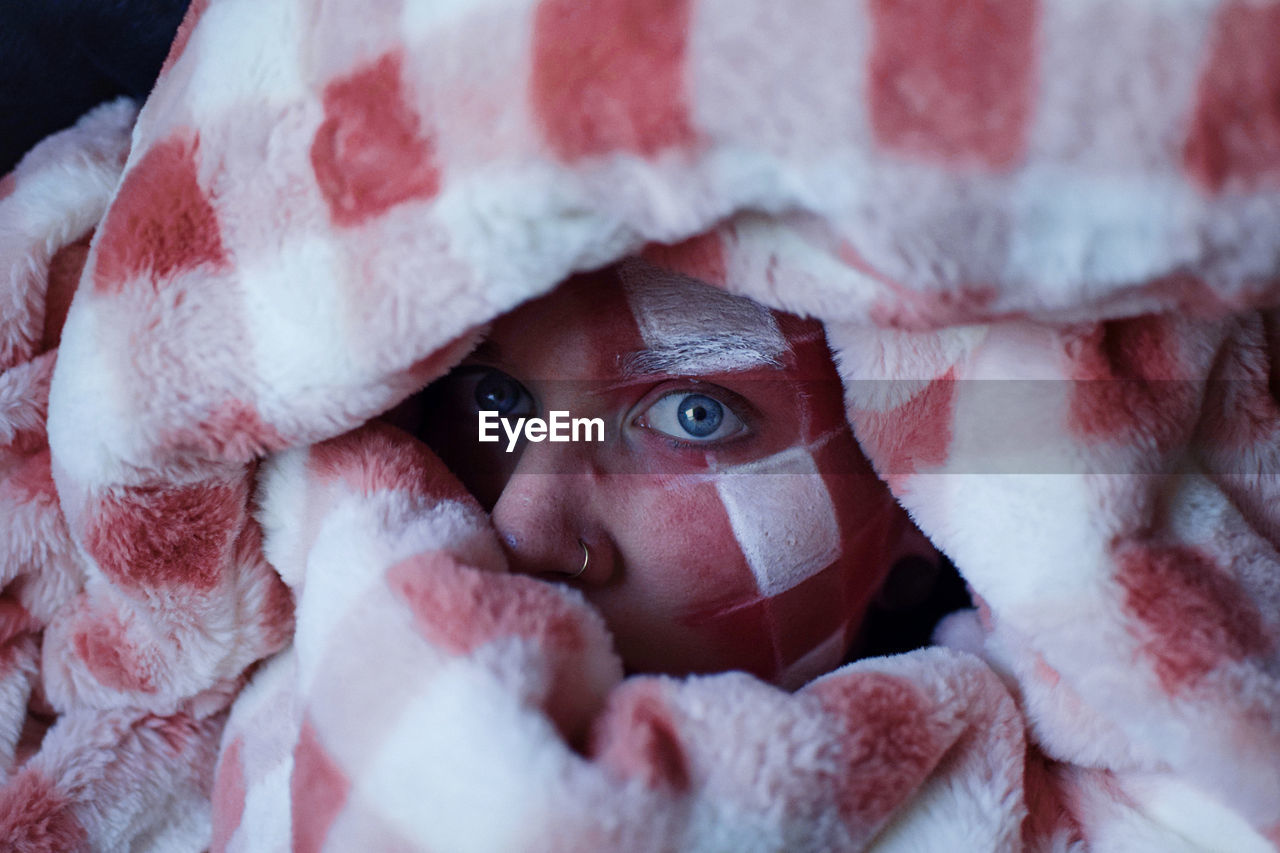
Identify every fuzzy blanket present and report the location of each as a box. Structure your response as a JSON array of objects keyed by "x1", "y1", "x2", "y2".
[{"x1": 3, "y1": 0, "x2": 1280, "y2": 850}]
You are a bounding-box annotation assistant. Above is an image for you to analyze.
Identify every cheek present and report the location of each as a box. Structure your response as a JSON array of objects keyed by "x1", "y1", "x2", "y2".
[
  {"x1": 819, "y1": 429, "x2": 904, "y2": 611},
  {"x1": 714, "y1": 451, "x2": 842, "y2": 597},
  {"x1": 712, "y1": 455, "x2": 883, "y2": 680},
  {"x1": 606, "y1": 476, "x2": 759, "y2": 611},
  {"x1": 593, "y1": 455, "x2": 900, "y2": 684},
  {"x1": 590, "y1": 476, "x2": 770, "y2": 675}
]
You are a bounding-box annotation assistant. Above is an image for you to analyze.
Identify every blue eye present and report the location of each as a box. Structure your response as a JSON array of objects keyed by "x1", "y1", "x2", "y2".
[
  {"x1": 676, "y1": 394, "x2": 722, "y2": 436},
  {"x1": 640, "y1": 390, "x2": 745, "y2": 443},
  {"x1": 474, "y1": 370, "x2": 533, "y2": 417}
]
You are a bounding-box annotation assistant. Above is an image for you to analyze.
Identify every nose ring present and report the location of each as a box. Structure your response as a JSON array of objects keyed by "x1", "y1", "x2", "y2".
[{"x1": 570, "y1": 539, "x2": 590, "y2": 579}]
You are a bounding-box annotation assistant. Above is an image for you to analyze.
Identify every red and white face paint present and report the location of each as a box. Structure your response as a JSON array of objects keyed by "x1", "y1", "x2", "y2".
[{"x1": 399, "y1": 262, "x2": 906, "y2": 687}]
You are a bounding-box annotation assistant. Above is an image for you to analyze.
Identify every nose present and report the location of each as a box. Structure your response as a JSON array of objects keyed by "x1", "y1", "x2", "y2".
[{"x1": 489, "y1": 447, "x2": 613, "y2": 585}]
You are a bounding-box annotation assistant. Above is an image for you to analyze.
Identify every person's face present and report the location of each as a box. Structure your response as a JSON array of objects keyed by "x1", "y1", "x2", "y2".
[{"x1": 395, "y1": 262, "x2": 904, "y2": 687}]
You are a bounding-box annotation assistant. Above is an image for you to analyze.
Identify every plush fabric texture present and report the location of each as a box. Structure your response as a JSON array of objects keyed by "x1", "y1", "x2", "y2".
[{"x1": 2, "y1": 0, "x2": 1280, "y2": 850}]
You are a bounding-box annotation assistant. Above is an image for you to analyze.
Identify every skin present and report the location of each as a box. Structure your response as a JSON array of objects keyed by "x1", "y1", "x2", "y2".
[{"x1": 392, "y1": 265, "x2": 906, "y2": 686}]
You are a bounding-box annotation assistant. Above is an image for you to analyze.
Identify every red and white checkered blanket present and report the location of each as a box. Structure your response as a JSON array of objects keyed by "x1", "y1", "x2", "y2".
[{"x1": 2, "y1": 0, "x2": 1280, "y2": 849}]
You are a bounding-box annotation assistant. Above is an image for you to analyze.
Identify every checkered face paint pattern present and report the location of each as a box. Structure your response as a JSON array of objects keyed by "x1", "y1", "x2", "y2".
[{"x1": 407, "y1": 267, "x2": 902, "y2": 686}]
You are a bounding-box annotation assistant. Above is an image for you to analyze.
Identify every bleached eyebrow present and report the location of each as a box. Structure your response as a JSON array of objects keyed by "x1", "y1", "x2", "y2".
[
  {"x1": 619, "y1": 259, "x2": 789, "y2": 376},
  {"x1": 619, "y1": 336, "x2": 785, "y2": 377}
]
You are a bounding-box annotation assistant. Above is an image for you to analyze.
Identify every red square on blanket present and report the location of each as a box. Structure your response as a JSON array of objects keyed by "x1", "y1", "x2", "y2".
[
  {"x1": 531, "y1": 0, "x2": 697, "y2": 160},
  {"x1": 867, "y1": 0, "x2": 1038, "y2": 170},
  {"x1": 1183, "y1": 2, "x2": 1280, "y2": 192}
]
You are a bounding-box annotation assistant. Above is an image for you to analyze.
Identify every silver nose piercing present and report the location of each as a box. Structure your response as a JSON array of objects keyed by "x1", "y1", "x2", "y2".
[{"x1": 570, "y1": 539, "x2": 589, "y2": 579}]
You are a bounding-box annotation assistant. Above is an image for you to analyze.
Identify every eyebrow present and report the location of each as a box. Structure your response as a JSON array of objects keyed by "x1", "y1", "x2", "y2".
[
  {"x1": 619, "y1": 259, "x2": 790, "y2": 377},
  {"x1": 618, "y1": 335, "x2": 786, "y2": 378}
]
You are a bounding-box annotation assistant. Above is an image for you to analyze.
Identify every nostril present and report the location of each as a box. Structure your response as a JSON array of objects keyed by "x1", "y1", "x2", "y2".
[{"x1": 499, "y1": 531, "x2": 593, "y2": 582}]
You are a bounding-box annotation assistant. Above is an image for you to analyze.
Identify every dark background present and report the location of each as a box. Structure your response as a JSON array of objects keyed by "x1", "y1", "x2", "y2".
[{"x1": 0, "y1": 0, "x2": 190, "y2": 174}]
